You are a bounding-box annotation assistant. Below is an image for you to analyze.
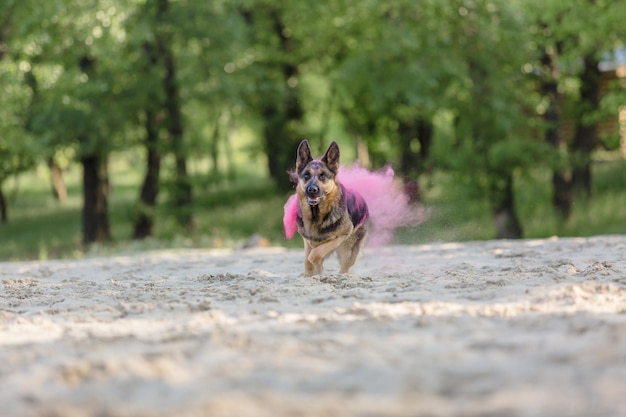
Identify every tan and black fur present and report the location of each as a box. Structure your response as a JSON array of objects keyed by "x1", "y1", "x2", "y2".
[{"x1": 294, "y1": 140, "x2": 369, "y2": 276}]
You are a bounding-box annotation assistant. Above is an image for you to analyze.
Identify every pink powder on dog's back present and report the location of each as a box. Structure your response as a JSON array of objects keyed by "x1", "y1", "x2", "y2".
[
  {"x1": 283, "y1": 164, "x2": 425, "y2": 245},
  {"x1": 339, "y1": 165, "x2": 424, "y2": 246}
]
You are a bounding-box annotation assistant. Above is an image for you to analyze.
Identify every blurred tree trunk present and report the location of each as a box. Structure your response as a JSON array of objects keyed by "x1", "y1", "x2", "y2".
[
  {"x1": 225, "y1": 114, "x2": 237, "y2": 181},
  {"x1": 77, "y1": 53, "x2": 111, "y2": 245},
  {"x1": 47, "y1": 157, "x2": 67, "y2": 202},
  {"x1": 540, "y1": 45, "x2": 572, "y2": 219},
  {"x1": 493, "y1": 174, "x2": 523, "y2": 239},
  {"x1": 341, "y1": 103, "x2": 374, "y2": 167},
  {"x1": 0, "y1": 14, "x2": 9, "y2": 222},
  {"x1": 398, "y1": 118, "x2": 418, "y2": 177},
  {"x1": 570, "y1": 53, "x2": 601, "y2": 198},
  {"x1": 265, "y1": 10, "x2": 304, "y2": 191},
  {"x1": 262, "y1": 101, "x2": 297, "y2": 190},
  {"x1": 417, "y1": 118, "x2": 433, "y2": 171},
  {"x1": 209, "y1": 120, "x2": 220, "y2": 180},
  {"x1": 398, "y1": 116, "x2": 432, "y2": 203},
  {"x1": 242, "y1": 6, "x2": 303, "y2": 191},
  {"x1": 158, "y1": 0, "x2": 194, "y2": 230},
  {"x1": 133, "y1": 33, "x2": 162, "y2": 240},
  {"x1": 354, "y1": 138, "x2": 370, "y2": 169},
  {"x1": 0, "y1": 185, "x2": 7, "y2": 223},
  {"x1": 81, "y1": 154, "x2": 111, "y2": 244},
  {"x1": 133, "y1": 109, "x2": 161, "y2": 239},
  {"x1": 133, "y1": 0, "x2": 193, "y2": 234},
  {"x1": 173, "y1": 154, "x2": 193, "y2": 230},
  {"x1": 398, "y1": 116, "x2": 433, "y2": 176}
]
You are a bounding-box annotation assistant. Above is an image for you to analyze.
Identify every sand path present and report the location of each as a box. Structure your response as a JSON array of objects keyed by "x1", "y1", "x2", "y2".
[{"x1": 1, "y1": 236, "x2": 625, "y2": 416}]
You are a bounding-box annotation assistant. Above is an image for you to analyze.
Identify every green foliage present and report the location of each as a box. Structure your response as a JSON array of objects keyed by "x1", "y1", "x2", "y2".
[
  {"x1": 487, "y1": 138, "x2": 556, "y2": 175},
  {"x1": 1, "y1": 0, "x2": 625, "y2": 249},
  {"x1": 0, "y1": 65, "x2": 38, "y2": 183}
]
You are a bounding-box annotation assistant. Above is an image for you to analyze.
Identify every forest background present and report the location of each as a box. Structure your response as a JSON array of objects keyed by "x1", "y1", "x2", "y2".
[{"x1": 1, "y1": 0, "x2": 626, "y2": 261}]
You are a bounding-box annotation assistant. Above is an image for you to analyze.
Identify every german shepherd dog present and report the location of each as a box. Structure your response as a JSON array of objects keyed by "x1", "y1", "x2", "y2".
[{"x1": 294, "y1": 140, "x2": 369, "y2": 276}]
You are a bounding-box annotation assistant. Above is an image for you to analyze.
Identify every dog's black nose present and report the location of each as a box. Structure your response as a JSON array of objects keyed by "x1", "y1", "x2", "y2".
[{"x1": 306, "y1": 184, "x2": 320, "y2": 196}]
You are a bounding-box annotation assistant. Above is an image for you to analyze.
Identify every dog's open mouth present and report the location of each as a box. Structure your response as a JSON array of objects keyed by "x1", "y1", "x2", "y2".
[{"x1": 306, "y1": 195, "x2": 322, "y2": 206}]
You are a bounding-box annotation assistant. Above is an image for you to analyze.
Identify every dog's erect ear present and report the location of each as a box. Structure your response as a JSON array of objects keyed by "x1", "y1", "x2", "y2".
[
  {"x1": 296, "y1": 140, "x2": 313, "y2": 173},
  {"x1": 322, "y1": 141, "x2": 340, "y2": 173}
]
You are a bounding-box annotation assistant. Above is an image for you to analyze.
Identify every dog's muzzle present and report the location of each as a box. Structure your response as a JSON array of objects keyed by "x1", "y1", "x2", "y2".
[{"x1": 305, "y1": 184, "x2": 322, "y2": 206}]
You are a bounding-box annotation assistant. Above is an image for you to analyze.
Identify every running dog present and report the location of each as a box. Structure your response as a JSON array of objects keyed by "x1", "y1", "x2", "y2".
[{"x1": 291, "y1": 140, "x2": 369, "y2": 276}]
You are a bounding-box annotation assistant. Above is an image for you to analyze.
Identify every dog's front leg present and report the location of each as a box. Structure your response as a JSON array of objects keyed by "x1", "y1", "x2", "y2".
[
  {"x1": 303, "y1": 240, "x2": 321, "y2": 277},
  {"x1": 308, "y1": 236, "x2": 347, "y2": 272}
]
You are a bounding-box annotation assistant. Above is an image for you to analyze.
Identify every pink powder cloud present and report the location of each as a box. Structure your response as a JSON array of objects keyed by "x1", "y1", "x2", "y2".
[{"x1": 283, "y1": 164, "x2": 427, "y2": 246}]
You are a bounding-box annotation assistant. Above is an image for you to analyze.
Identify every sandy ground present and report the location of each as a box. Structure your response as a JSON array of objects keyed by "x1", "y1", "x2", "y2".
[{"x1": 1, "y1": 236, "x2": 626, "y2": 417}]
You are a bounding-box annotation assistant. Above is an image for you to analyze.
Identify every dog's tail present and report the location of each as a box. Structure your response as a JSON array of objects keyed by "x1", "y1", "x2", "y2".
[{"x1": 338, "y1": 164, "x2": 426, "y2": 246}]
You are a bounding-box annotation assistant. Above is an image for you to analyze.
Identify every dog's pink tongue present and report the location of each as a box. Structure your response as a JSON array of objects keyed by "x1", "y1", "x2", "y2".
[{"x1": 283, "y1": 194, "x2": 299, "y2": 239}]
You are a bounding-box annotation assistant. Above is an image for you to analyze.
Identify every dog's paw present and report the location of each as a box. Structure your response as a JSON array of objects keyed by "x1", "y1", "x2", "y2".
[{"x1": 304, "y1": 265, "x2": 324, "y2": 277}]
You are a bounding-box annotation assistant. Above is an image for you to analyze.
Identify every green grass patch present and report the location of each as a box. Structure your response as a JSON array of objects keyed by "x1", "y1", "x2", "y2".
[
  {"x1": 0, "y1": 155, "x2": 299, "y2": 260},
  {"x1": 518, "y1": 159, "x2": 626, "y2": 238},
  {"x1": 397, "y1": 158, "x2": 626, "y2": 245}
]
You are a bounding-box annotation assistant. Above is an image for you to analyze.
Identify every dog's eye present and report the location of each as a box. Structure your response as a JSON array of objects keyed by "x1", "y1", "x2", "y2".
[
  {"x1": 319, "y1": 173, "x2": 326, "y2": 181},
  {"x1": 303, "y1": 172, "x2": 311, "y2": 181}
]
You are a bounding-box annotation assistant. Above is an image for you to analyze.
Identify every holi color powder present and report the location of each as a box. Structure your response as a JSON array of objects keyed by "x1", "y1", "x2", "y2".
[
  {"x1": 283, "y1": 164, "x2": 426, "y2": 245},
  {"x1": 339, "y1": 164, "x2": 425, "y2": 245},
  {"x1": 283, "y1": 194, "x2": 299, "y2": 240}
]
